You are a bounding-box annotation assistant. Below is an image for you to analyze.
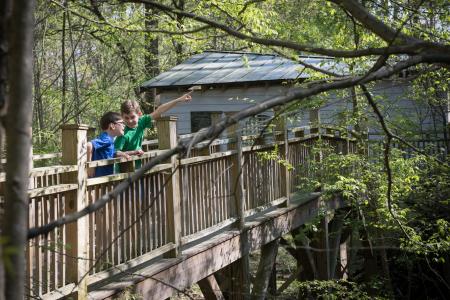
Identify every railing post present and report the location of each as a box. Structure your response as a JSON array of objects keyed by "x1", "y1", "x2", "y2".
[
  {"x1": 228, "y1": 120, "x2": 251, "y2": 299},
  {"x1": 309, "y1": 108, "x2": 321, "y2": 134},
  {"x1": 273, "y1": 108, "x2": 285, "y2": 143},
  {"x1": 225, "y1": 112, "x2": 238, "y2": 150},
  {"x1": 157, "y1": 116, "x2": 181, "y2": 257},
  {"x1": 273, "y1": 108, "x2": 290, "y2": 204},
  {"x1": 229, "y1": 121, "x2": 244, "y2": 227},
  {"x1": 29, "y1": 127, "x2": 34, "y2": 189},
  {"x1": 60, "y1": 124, "x2": 89, "y2": 299}
]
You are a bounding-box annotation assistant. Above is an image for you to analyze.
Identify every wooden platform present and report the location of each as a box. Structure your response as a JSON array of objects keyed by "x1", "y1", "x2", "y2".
[{"x1": 87, "y1": 193, "x2": 343, "y2": 299}]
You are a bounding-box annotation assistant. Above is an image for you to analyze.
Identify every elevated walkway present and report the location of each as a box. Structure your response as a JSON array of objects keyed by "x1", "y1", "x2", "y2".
[
  {"x1": 88, "y1": 193, "x2": 343, "y2": 299},
  {"x1": 15, "y1": 119, "x2": 356, "y2": 299}
]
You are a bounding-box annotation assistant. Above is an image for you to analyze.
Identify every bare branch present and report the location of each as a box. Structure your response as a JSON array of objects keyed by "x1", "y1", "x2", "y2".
[
  {"x1": 329, "y1": 0, "x2": 415, "y2": 44},
  {"x1": 122, "y1": 0, "x2": 450, "y2": 58},
  {"x1": 49, "y1": 0, "x2": 212, "y2": 36},
  {"x1": 270, "y1": 47, "x2": 346, "y2": 77},
  {"x1": 238, "y1": 0, "x2": 266, "y2": 16}
]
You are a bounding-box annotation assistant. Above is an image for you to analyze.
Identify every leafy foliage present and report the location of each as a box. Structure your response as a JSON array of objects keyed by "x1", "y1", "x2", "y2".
[
  {"x1": 294, "y1": 279, "x2": 387, "y2": 300},
  {"x1": 296, "y1": 138, "x2": 449, "y2": 297}
]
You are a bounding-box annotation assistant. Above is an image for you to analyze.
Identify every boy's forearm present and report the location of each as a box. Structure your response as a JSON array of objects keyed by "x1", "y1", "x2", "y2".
[
  {"x1": 115, "y1": 151, "x2": 129, "y2": 158},
  {"x1": 86, "y1": 142, "x2": 93, "y2": 161},
  {"x1": 116, "y1": 150, "x2": 142, "y2": 156},
  {"x1": 150, "y1": 98, "x2": 182, "y2": 119},
  {"x1": 150, "y1": 92, "x2": 192, "y2": 120},
  {"x1": 86, "y1": 142, "x2": 94, "y2": 177}
]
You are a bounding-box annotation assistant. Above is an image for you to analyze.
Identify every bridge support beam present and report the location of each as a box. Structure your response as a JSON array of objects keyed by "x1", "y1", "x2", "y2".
[
  {"x1": 251, "y1": 238, "x2": 280, "y2": 300},
  {"x1": 215, "y1": 258, "x2": 250, "y2": 300},
  {"x1": 198, "y1": 275, "x2": 225, "y2": 300},
  {"x1": 328, "y1": 209, "x2": 348, "y2": 279},
  {"x1": 290, "y1": 227, "x2": 317, "y2": 281}
]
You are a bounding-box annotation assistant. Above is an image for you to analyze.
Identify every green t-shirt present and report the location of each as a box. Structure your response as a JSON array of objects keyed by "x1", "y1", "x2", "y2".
[{"x1": 115, "y1": 114, "x2": 152, "y2": 170}]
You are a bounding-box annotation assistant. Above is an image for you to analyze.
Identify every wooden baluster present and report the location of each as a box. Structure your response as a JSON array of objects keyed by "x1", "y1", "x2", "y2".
[
  {"x1": 157, "y1": 116, "x2": 181, "y2": 257},
  {"x1": 60, "y1": 124, "x2": 89, "y2": 299}
]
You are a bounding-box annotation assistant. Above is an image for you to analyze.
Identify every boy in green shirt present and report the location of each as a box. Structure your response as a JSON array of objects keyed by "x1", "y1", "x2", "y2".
[{"x1": 115, "y1": 92, "x2": 192, "y2": 171}]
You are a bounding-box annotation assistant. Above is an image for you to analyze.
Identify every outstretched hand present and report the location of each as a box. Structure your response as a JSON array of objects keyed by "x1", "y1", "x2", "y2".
[{"x1": 178, "y1": 91, "x2": 193, "y2": 103}]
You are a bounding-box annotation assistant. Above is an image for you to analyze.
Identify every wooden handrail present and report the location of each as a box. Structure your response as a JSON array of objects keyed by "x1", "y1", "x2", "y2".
[
  {"x1": 23, "y1": 119, "x2": 361, "y2": 299},
  {"x1": 85, "y1": 150, "x2": 162, "y2": 168}
]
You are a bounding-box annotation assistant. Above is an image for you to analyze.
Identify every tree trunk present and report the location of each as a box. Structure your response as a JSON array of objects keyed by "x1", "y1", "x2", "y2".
[
  {"x1": 143, "y1": 4, "x2": 159, "y2": 113},
  {"x1": 61, "y1": 0, "x2": 67, "y2": 122},
  {"x1": 0, "y1": 0, "x2": 12, "y2": 299},
  {"x1": 173, "y1": 0, "x2": 185, "y2": 64},
  {"x1": 66, "y1": 10, "x2": 80, "y2": 124},
  {"x1": 144, "y1": 5, "x2": 159, "y2": 78},
  {"x1": 3, "y1": 0, "x2": 35, "y2": 299}
]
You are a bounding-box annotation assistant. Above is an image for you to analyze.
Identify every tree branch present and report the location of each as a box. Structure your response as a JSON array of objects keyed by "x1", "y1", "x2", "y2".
[
  {"x1": 27, "y1": 54, "x2": 442, "y2": 238},
  {"x1": 50, "y1": 0, "x2": 212, "y2": 36},
  {"x1": 329, "y1": 0, "x2": 416, "y2": 44},
  {"x1": 122, "y1": 0, "x2": 450, "y2": 58}
]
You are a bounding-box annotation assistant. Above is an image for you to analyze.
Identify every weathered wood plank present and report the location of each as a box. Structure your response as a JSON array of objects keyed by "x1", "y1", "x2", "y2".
[
  {"x1": 86, "y1": 164, "x2": 171, "y2": 186},
  {"x1": 28, "y1": 184, "x2": 78, "y2": 199}
]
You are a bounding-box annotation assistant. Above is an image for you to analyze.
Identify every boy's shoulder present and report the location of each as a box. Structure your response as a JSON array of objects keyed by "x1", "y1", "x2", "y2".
[
  {"x1": 138, "y1": 114, "x2": 153, "y2": 128},
  {"x1": 139, "y1": 114, "x2": 152, "y2": 121},
  {"x1": 91, "y1": 132, "x2": 114, "y2": 147}
]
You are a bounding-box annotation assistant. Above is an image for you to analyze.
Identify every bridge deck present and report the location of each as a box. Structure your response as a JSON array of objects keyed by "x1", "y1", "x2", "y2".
[{"x1": 87, "y1": 193, "x2": 342, "y2": 299}]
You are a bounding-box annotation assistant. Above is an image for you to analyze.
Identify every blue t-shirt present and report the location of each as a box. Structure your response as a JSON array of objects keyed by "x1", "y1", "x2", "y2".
[{"x1": 91, "y1": 132, "x2": 116, "y2": 177}]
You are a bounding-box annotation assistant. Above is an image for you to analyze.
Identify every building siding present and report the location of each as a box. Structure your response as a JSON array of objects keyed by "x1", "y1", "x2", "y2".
[{"x1": 156, "y1": 80, "x2": 446, "y2": 138}]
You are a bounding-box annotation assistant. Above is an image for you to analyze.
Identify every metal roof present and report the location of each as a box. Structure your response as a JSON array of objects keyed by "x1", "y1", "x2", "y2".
[{"x1": 140, "y1": 51, "x2": 343, "y2": 89}]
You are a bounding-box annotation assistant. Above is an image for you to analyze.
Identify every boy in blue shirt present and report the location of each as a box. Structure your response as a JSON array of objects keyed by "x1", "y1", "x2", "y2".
[{"x1": 87, "y1": 111, "x2": 140, "y2": 177}]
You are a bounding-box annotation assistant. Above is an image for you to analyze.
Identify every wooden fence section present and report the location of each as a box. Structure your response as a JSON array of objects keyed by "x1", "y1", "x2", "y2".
[
  {"x1": 0, "y1": 118, "x2": 359, "y2": 299},
  {"x1": 180, "y1": 153, "x2": 235, "y2": 239}
]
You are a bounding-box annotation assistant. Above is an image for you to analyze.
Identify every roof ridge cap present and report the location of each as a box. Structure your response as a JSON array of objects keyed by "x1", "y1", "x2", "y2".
[{"x1": 204, "y1": 50, "x2": 277, "y2": 57}]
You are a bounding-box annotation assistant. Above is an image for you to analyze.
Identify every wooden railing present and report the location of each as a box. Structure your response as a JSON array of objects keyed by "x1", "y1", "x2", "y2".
[
  {"x1": 0, "y1": 119, "x2": 359, "y2": 299},
  {"x1": 369, "y1": 138, "x2": 449, "y2": 158}
]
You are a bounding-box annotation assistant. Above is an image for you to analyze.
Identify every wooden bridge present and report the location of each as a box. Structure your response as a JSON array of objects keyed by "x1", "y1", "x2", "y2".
[{"x1": 2, "y1": 117, "x2": 358, "y2": 299}]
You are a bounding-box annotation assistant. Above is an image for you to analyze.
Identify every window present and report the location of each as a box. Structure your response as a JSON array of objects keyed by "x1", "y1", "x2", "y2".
[
  {"x1": 242, "y1": 114, "x2": 271, "y2": 135},
  {"x1": 191, "y1": 111, "x2": 222, "y2": 133}
]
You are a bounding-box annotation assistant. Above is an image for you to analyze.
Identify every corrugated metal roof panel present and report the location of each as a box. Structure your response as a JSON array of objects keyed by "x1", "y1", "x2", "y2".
[
  {"x1": 263, "y1": 64, "x2": 305, "y2": 81},
  {"x1": 171, "y1": 53, "x2": 207, "y2": 70},
  {"x1": 214, "y1": 55, "x2": 273, "y2": 83},
  {"x1": 140, "y1": 51, "x2": 342, "y2": 89},
  {"x1": 150, "y1": 70, "x2": 197, "y2": 87}
]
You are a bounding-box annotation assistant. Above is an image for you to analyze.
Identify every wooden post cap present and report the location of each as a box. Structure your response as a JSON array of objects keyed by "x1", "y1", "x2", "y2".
[
  {"x1": 157, "y1": 116, "x2": 178, "y2": 122},
  {"x1": 60, "y1": 124, "x2": 90, "y2": 130}
]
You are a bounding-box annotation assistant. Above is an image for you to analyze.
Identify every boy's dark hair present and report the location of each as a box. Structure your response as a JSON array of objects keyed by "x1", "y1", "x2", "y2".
[
  {"x1": 99, "y1": 111, "x2": 122, "y2": 130},
  {"x1": 120, "y1": 100, "x2": 142, "y2": 115}
]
